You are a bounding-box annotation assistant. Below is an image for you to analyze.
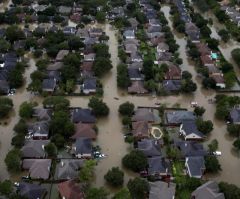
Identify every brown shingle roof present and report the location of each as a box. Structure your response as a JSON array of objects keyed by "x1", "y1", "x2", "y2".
[
  {"x1": 71, "y1": 123, "x2": 96, "y2": 140},
  {"x1": 132, "y1": 121, "x2": 150, "y2": 138},
  {"x1": 58, "y1": 180, "x2": 85, "y2": 199}
]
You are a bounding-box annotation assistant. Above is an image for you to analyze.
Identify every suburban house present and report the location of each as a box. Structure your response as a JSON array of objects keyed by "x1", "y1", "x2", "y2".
[
  {"x1": 89, "y1": 28, "x2": 103, "y2": 38},
  {"x1": 71, "y1": 122, "x2": 97, "y2": 140},
  {"x1": 55, "y1": 50, "x2": 69, "y2": 62},
  {"x1": 18, "y1": 182, "x2": 46, "y2": 199},
  {"x1": 196, "y1": 43, "x2": 211, "y2": 56},
  {"x1": 55, "y1": 159, "x2": 85, "y2": 180},
  {"x1": 132, "y1": 121, "x2": 151, "y2": 140},
  {"x1": 124, "y1": 43, "x2": 138, "y2": 55},
  {"x1": 28, "y1": 121, "x2": 49, "y2": 140},
  {"x1": 128, "y1": 81, "x2": 148, "y2": 94},
  {"x1": 132, "y1": 108, "x2": 160, "y2": 124},
  {"x1": 128, "y1": 67, "x2": 144, "y2": 81},
  {"x1": 174, "y1": 141, "x2": 207, "y2": 158},
  {"x1": 128, "y1": 18, "x2": 139, "y2": 30},
  {"x1": 71, "y1": 108, "x2": 96, "y2": 123},
  {"x1": 22, "y1": 159, "x2": 52, "y2": 179},
  {"x1": 130, "y1": 52, "x2": 143, "y2": 62},
  {"x1": 147, "y1": 156, "x2": 170, "y2": 177},
  {"x1": 185, "y1": 22, "x2": 200, "y2": 43},
  {"x1": 84, "y1": 53, "x2": 96, "y2": 62},
  {"x1": 21, "y1": 140, "x2": 49, "y2": 158},
  {"x1": 81, "y1": 61, "x2": 93, "y2": 77},
  {"x1": 123, "y1": 29, "x2": 135, "y2": 39},
  {"x1": 156, "y1": 42, "x2": 169, "y2": 53},
  {"x1": 206, "y1": 65, "x2": 221, "y2": 76},
  {"x1": 164, "y1": 64, "x2": 182, "y2": 80},
  {"x1": 163, "y1": 80, "x2": 182, "y2": 93},
  {"x1": 32, "y1": 108, "x2": 52, "y2": 121},
  {"x1": 58, "y1": 6, "x2": 72, "y2": 15},
  {"x1": 58, "y1": 180, "x2": 85, "y2": 199},
  {"x1": 71, "y1": 138, "x2": 92, "y2": 159},
  {"x1": 185, "y1": 156, "x2": 205, "y2": 179},
  {"x1": 212, "y1": 74, "x2": 226, "y2": 89},
  {"x1": 165, "y1": 110, "x2": 196, "y2": 126},
  {"x1": 63, "y1": 26, "x2": 76, "y2": 35},
  {"x1": 42, "y1": 79, "x2": 57, "y2": 93},
  {"x1": 191, "y1": 181, "x2": 225, "y2": 199},
  {"x1": 180, "y1": 120, "x2": 204, "y2": 140},
  {"x1": 155, "y1": 51, "x2": 173, "y2": 63},
  {"x1": 0, "y1": 80, "x2": 10, "y2": 94},
  {"x1": 149, "y1": 181, "x2": 176, "y2": 199},
  {"x1": 229, "y1": 107, "x2": 240, "y2": 124},
  {"x1": 82, "y1": 77, "x2": 96, "y2": 94},
  {"x1": 200, "y1": 55, "x2": 215, "y2": 67},
  {"x1": 137, "y1": 139, "x2": 162, "y2": 157}
]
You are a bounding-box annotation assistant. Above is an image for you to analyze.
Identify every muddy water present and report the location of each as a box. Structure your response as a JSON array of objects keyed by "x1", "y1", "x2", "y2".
[
  {"x1": 162, "y1": 5, "x2": 240, "y2": 186},
  {"x1": 0, "y1": 57, "x2": 38, "y2": 180},
  {"x1": 0, "y1": 0, "x2": 11, "y2": 12}
]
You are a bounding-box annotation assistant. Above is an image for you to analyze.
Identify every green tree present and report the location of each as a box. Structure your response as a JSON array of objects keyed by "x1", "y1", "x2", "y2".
[
  {"x1": 233, "y1": 139, "x2": 240, "y2": 151},
  {"x1": 86, "y1": 187, "x2": 108, "y2": 199},
  {"x1": 194, "y1": 106, "x2": 206, "y2": 117},
  {"x1": 43, "y1": 96, "x2": 70, "y2": 110},
  {"x1": 66, "y1": 79, "x2": 75, "y2": 93},
  {"x1": 13, "y1": 119, "x2": 28, "y2": 134},
  {"x1": 79, "y1": 160, "x2": 96, "y2": 183},
  {"x1": 93, "y1": 57, "x2": 113, "y2": 77},
  {"x1": 19, "y1": 102, "x2": 35, "y2": 119},
  {"x1": 117, "y1": 63, "x2": 130, "y2": 88},
  {"x1": 0, "y1": 39, "x2": 10, "y2": 53},
  {"x1": 219, "y1": 182, "x2": 240, "y2": 199},
  {"x1": 122, "y1": 150, "x2": 147, "y2": 172},
  {"x1": 218, "y1": 29, "x2": 230, "y2": 42},
  {"x1": 231, "y1": 48, "x2": 240, "y2": 66},
  {"x1": 5, "y1": 149, "x2": 22, "y2": 172},
  {"x1": 11, "y1": 133, "x2": 25, "y2": 148},
  {"x1": 0, "y1": 98, "x2": 13, "y2": 119},
  {"x1": 96, "y1": 11, "x2": 106, "y2": 23},
  {"x1": 181, "y1": 79, "x2": 197, "y2": 93},
  {"x1": 5, "y1": 25, "x2": 25, "y2": 43},
  {"x1": 122, "y1": 116, "x2": 131, "y2": 127},
  {"x1": 0, "y1": 180, "x2": 13, "y2": 196},
  {"x1": 104, "y1": 167, "x2": 124, "y2": 187},
  {"x1": 143, "y1": 58, "x2": 154, "y2": 80},
  {"x1": 45, "y1": 142, "x2": 57, "y2": 157},
  {"x1": 88, "y1": 97, "x2": 109, "y2": 117},
  {"x1": 208, "y1": 139, "x2": 219, "y2": 153},
  {"x1": 127, "y1": 177, "x2": 149, "y2": 199},
  {"x1": 196, "y1": 119, "x2": 214, "y2": 134},
  {"x1": 227, "y1": 124, "x2": 240, "y2": 137},
  {"x1": 8, "y1": 69, "x2": 24, "y2": 88},
  {"x1": 50, "y1": 111, "x2": 74, "y2": 137},
  {"x1": 68, "y1": 36, "x2": 84, "y2": 51},
  {"x1": 113, "y1": 188, "x2": 131, "y2": 199},
  {"x1": 118, "y1": 102, "x2": 135, "y2": 116},
  {"x1": 205, "y1": 156, "x2": 221, "y2": 173},
  {"x1": 51, "y1": 134, "x2": 65, "y2": 148}
]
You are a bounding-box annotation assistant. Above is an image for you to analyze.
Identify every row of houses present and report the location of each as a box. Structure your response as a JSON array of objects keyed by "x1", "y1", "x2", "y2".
[
  {"x1": 15, "y1": 105, "x2": 99, "y2": 198},
  {"x1": 173, "y1": 0, "x2": 226, "y2": 89},
  {"x1": 120, "y1": 0, "x2": 184, "y2": 94}
]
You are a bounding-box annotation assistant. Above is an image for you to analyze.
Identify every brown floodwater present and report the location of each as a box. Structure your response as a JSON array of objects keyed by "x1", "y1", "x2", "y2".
[{"x1": 0, "y1": 2, "x2": 239, "y2": 192}]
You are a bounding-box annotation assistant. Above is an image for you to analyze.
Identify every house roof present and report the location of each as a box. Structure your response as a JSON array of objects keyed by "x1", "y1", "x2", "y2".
[
  {"x1": 155, "y1": 52, "x2": 172, "y2": 61},
  {"x1": 207, "y1": 65, "x2": 220, "y2": 74},
  {"x1": 42, "y1": 79, "x2": 56, "y2": 91},
  {"x1": 166, "y1": 110, "x2": 196, "y2": 124},
  {"x1": 83, "y1": 78, "x2": 96, "y2": 90},
  {"x1": 56, "y1": 159, "x2": 85, "y2": 180},
  {"x1": 181, "y1": 120, "x2": 204, "y2": 138},
  {"x1": 163, "y1": 80, "x2": 181, "y2": 92},
  {"x1": 23, "y1": 159, "x2": 51, "y2": 179},
  {"x1": 47, "y1": 62, "x2": 63, "y2": 71},
  {"x1": 132, "y1": 108, "x2": 160, "y2": 123},
  {"x1": 47, "y1": 70, "x2": 61, "y2": 81},
  {"x1": 164, "y1": 64, "x2": 181, "y2": 80},
  {"x1": 29, "y1": 121, "x2": 49, "y2": 137},
  {"x1": 191, "y1": 181, "x2": 225, "y2": 199},
  {"x1": 71, "y1": 123, "x2": 97, "y2": 140},
  {"x1": 19, "y1": 182, "x2": 46, "y2": 199},
  {"x1": 32, "y1": 108, "x2": 52, "y2": 121},
  {"x1": 148, "y1": 156, "x2": 170, "y2": 175},
  {"x1": 55, "y1": 50, "x2": 69, "y2": 61},
  {"x1": 150, "y1": 35, "x2": 165, "y2": 46},
  {"x1": 71, "y1": 108, "x2": 96, "y2": 123},
  {"x1": 128, "y1": 18, "x2": 139, "y2": 28},
  {"x1": 0, "y1": 80, "x2": 9, "y2": 94},
  {"x1": 123, "y1": 29, "x2": 135, "y2": 38},
  {"x1": 212, "y1": 74, "x2": 225, "y2": 84},
  {"x1": 157, "y1": 42, "x2": 169, "y2": 51},
  {"x1": 128, "y1": 67, "x2": 143, "y2": 79},
  {"x1": 128, "y1": 81, "x2": 148, "y2": 94},
  {"x1": 186, "y1": 156, "x2": 205, "y2": 177},
  {"x1": 21, "y1": 140, "x2": 49, "y2": 158},
  {"x1": 149, "y1": 181, "x2": 176, "y2": 199},
  {"x1": 74, "y1": 138, "x2": 92, "y2": 154},
  {"x1": 81, "y1": 61, "x2": 93, "y2": 72},
  {"x1": 196, "y1": 43, "x2": 211, "y2": 56},
  {"x1": 132, "y1": 121, "x2": 150, "y2": 138},
  {"x1": 125, "y1": 43, "x2": 138, "y2": 54},
  {"x1": 137, "y1": 139, "x2": 162, "y2": 157},
  {"x1": 230, "y1": 108, "x2": 240, "y2": 123},
  {"x1": 58, "y1": 6, "x2": 72, "y2": 14},
  {"x1": 175, "y1": 141, "x2": 207, "y2": 158},
  {"x1": 200, "y1": 55, "x2": 214, "y2": 65},
  {"x1": 58, "y1": 180, "x2": 85, "y2": 199}
]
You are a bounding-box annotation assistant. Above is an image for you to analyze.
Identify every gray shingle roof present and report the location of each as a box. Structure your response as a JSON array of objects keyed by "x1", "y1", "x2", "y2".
[
  {"x1": 230, "y1": 108, "x2": 240, "y2": 123},
  {"x1": 186, "y1": 156, "x2": 205, "y2": 177},
  {"x1": 181, "y1": 120, "x2": 204, "y2": 138},
  {"x1": 74, "y1": 138, "x2": 92, "y2": 155},
  {"x1": 138, "y1": 139, "x2": 161, "y2": 157},
  {"x1": 166, "y1": 110, "x2": 196, "y2": 124},
  {"x1": 71, "y1": 108, "x2": 96, "y2": 123},
  {"x1": 192, "y1": 181, "x2": 225, "y2": 199},
  {"x1": 149, "y1": 181, "x2": 176, "y2": 199},
  {"x1": 148, "y1": 156, "x2": 169, "y2": 175},
  {"x1": 21, "y1": 140, "x2": 49, "y2": 158},
  {"x1": 19, "y1": 182, "x2": 46, "y2": 199}
]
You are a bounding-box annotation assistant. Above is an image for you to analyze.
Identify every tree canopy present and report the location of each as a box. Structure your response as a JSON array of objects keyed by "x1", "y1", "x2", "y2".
[
  {"x1": 118, "y1": 102, "x2": 135, "y2": 116},
  {"x1": 127, "y1": 177, "x2": 149, "y2": 199},
  {"x1": 205, "y1": 156, "x2": 221, "y2": 173},
  {"x1": 19, "y1": 102, "x2": 36, "y2": 119},
  {"x1": 88, "y1": 97, "x2": 109, "y2": 117},
  {"x1": 5, "y1": 149, "x2": 22, "y2": 173},
  {"x1": 0, "y1": 98, "x2": 13, "y2": 119},
  {"x1": 122, "y1": 150, "x2": 148, "y2": 172},
  {"x1": 86, "y1": 187, "x2": 108, "y2": 199},
  {"x1": 104, "y1": 167, "x2": 124, "y2": 187},
  {"x1": 79, "y1": 160, "x2": 96, "y2": 183}
]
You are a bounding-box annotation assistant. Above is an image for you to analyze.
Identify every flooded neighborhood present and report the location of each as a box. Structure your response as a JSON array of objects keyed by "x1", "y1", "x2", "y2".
[{"x1": 0, "y1": 0, "x2": 239, "y2": 198}]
